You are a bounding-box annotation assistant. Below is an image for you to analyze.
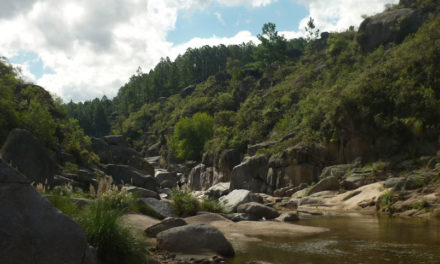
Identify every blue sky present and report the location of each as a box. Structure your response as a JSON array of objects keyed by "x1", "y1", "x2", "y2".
[{"x1": 0, "y1": 0, "x2": 397, "y2": 102}]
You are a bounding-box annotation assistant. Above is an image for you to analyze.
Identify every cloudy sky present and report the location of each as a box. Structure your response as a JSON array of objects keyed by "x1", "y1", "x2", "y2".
[{"x1": 0, "y1": 0, "x2": 398, "y2": 102}]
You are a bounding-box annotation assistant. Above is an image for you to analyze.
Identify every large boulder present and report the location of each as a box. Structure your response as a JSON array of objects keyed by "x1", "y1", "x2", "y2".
[
  {"x1": 0, "y1": 158, "x2": 94, "y2": 264},
  {"x1": 275, "y1": 212, "x2": 299, "y2": 222},
  {"x1": 230, "y1": 155, "x2": 269, "y2": 193},
  {"x1": 157, "y1": 224, "x2": 235, "y2": 257},
  {"x1": 219, "y1": 189, "x2": 262, "y2": 212},
  {"x1": 91, "y1": 137, "x2": 154, "y2": 175},
  {"x1": 342, "y1": 172, "x2": 371, "y2": 190},
  {"x1": 144, "y1": 217, "x2": 187, "y2": 237},
  {"x1": 188, "y1": 164, "x2": 215, "y2": 191},
  {"x1": 308, "y1": 176, "x2": 340, "y2": 195},
  {"x1": 155, "y1": 170, "x2": 178, "y2": 189},
  {"x1": 267, "y1": 143, "x2": 327, "y2": 193},
  {"x1": 105, "y1": 164, "x2": 158, "y2": 191},
  {"x1": 357, "y1": 8, "x2": 422, "y2": 52},
  {"x1": 139, "y1": 198, "x2": 176, "y2": 218},
  {"x1": 319, "y1": 164, "x2": 353, "y2": 180},
  {"x1": 216, "y1": 149, "x2": 242, "y2": 183},
  {"x1": 237, "y1": 202, "x2": 280, "y2": 220},
  {"x1": 121, "y1": 186, "x2": 160, "y2": 199},
  {"x1": 0, "y1": 129, "x2": 55, "y2": 185},
  {"x1": 188, "y1": 164, "x2": 204, "y2": 190},
  {"x1": 206, "y1": 182, "x2": 230, "y2": 199}
]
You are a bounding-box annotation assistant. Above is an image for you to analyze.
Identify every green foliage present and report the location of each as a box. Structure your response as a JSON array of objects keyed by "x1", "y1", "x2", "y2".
[
  {"x1": 65, "y1": 162, "x2": 79, "y2": 174},
  {"x1": 170, "y1": 112, "x2": 214, "y2": 160},
  {"x1": 170, "y1": 191, "x2": 200, "y2": 217},
  {"x1": 45, "y1": 194, "x2": 80, "y2": 218},
  {"x1": 380, "y1": 190, "x2": 395, "y2": 210},
  {"x1": 305, "y1": 17, "x2": 320, "y2": 41},
  {"x1": 412, "y1": 199, "x2": 430, "y2": 210},
  {"x1": 44, "y1": 187, "x2": 147, "y2": 264},
  {"x1": 254, "y1": 22, "x2": 288, "y2": 66},
  {"x1": 170, "y1": 191, "x2": 225, "y2": 216},
  {"x1": 79, "y1": 199, "x2": 147, "y2": 264},
  {"x1": 200, "y1": 198, "x2": 226, "y2": 214}
]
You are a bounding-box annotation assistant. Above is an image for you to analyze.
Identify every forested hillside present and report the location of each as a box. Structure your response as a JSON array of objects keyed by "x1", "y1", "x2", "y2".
[
  {"x1": 66, "y1": 0, "x2": 440, "y2": 166},
  {"x1": 0, "y1": 58, "x2": 97, "y2": 166}
]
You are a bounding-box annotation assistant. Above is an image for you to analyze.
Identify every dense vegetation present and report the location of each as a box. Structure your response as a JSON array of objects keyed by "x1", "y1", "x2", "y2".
[
  {"x1": 5, "y1": 0, "x2": 439, "y2": 165},
  {"x1": 0, "y1": 58, "x2": 96, "y2": 165}
]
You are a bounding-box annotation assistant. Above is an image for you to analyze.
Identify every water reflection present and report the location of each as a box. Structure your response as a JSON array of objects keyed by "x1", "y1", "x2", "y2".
[{"x1": 227, "y1": 215, "x2": 440, "y2": 264}]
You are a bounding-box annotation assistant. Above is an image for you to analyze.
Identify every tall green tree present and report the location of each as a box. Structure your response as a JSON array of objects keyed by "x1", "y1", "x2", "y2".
[
  {"x1": 254, "y1": 22, "x2": 288, "y2": 66},
  {"x1": 170, "y1": 112, "x2": 214, "y2": 161}
]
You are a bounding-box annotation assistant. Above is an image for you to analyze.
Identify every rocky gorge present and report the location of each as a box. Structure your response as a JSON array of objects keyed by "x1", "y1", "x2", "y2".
[{"x1": 1, "y1": 0, "x2": 440, "y2": 263}]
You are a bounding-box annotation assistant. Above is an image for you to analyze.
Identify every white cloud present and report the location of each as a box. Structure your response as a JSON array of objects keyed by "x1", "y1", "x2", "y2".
[
  {"x1": 0, "y1": 0, "x2": 395, "y2": 102},
  {"x1": 215, "y1": 0, "x2": 277, "y2": 7},
  {"x1": 11, "y1": 62, "x2": 36, "y2": 83},
  {"x1": 214, "y1": 12, "x2": 225, "y2": 25},
  {"x1": 298, "y1": 0, "x2": 399, "y2": 32}
]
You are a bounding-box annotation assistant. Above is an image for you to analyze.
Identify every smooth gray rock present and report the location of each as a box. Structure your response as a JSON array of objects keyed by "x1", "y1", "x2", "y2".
[
  {"x1": 139, "y1": 198, "x2": 176, "y2": 218},
  {"x1": 219, "y1": 189, "x2": 262, "y2": 212},
  {"x1": 206, "y1": 182, "x2": 230, "y2": 199},
  {"x1": 237, "y1": 202, "x2": 280, "y2": 220},
  {"x1": 157, "y1": 223, "x2": 235, "y2": 257},
  {"x1": 91, "y1": 137, "x2": 154, "y2": 175},
  {"x1": 319, "y1": 164, "x2": 353, "y2": 180},
  {"x1": 105, "y1": 164, "x2": 158, "y2": 191},
  {"x1": 308, "y1": 176, "x2": 339, "y2": 195},
  {"x1": 217, "y1": 149, "x2": 242, "y2": 182},
  {"x1": 0, "y1": 129, "x2": 55, "y2": 185},
  {"x1": 342, "y1": 172, "x2": 370, "y2": 190},
  {"x1": 276, "y1": 212, "x2": 299, "y2": 222},
  {"x1": 230, "y1": 213, "x2": 260, "y2": 222},
  {"x1": 155, "y1": 171, "x2": 178, "y2": 189},
  {"x1": 188, "y1": 164, "x2": 205, "y2": 190},
  {"x1": 122, "y1": 186, "x2": 160, "y2": 199},
  {"x1": 0, "y1": 158, "x2": 94, "y2": 264},
  {"x1": 383, "y1": 177, "x2": 406, "y2": 189},
  {"x1": 144, "y1": 217, "x2": 187, "y2": 237},
  {"x1": 230, "y1": 155, "x2": 269, "y2": 193},
  {"x1": 358, "y1": 8, "x2": 422, "y2": 52}
]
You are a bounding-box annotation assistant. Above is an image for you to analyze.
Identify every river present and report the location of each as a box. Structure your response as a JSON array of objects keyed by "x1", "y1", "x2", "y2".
[{"x1": 227, "y1": 215, "x2": 440, "y2": 264}]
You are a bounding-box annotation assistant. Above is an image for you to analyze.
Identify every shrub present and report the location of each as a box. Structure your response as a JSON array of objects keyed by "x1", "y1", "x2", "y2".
[
  {"x1": 170, "y1": 191, "x2": 200, "y2": 217},
  {"x1": 65, "y1": 162, "x2": 79, "y2": 174},
  {"x1": 78, "y1": 200, "x2": 147, "y2": 264},
  {"x1": 45, "y1": 195, "x2": 80, "y2": 219},
  {"x1": 200, "y1": 198, "x2": 226, "y2": 214},
  {"x1": 380, "y1": 190, "x2": 395, "y2": 211},
  {"x1": 170, "y1": 112, "x2": 214, "y2": 161}
]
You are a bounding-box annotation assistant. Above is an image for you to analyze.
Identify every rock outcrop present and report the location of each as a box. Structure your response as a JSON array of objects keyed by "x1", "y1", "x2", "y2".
[
  {"x1": 105, "y1": 164, "x2": 158, "y2": 191},
  {"x1": 219, "y1": 189, "x2": 262, "y2": 212},
  {"x1": 230, "y1": 155, "x2": 269, "y2": 193},
  {"x1": 155, "y1": 170, "x2": 178, "y2": 189},
  {"x1": 139, "y1": 198, "x2": 176, "y2": 218},
  {"x1": 267, "y1": 143, "x2": 327, "y2": 193},
  {"x1": 237, "y1": 202, "x2": 280, "y2": 220},
  {"x1": 308, "y1": 176, "x2": 340, "y2": 195},
  {"x1": 156, "y1": 223, "x2": 235, "y2": 257},
  {"x1": 91, "y1": 137, "x2": 154, "y2": 175},
  {"x1": 144, "y1": 217, "x2": 187, "y2": 237},
  {"x1": 0, "y1": 129, "x2": 55, "y2": 185},
  {"x1": 357, "y1": 8, "x2": 422, "y2": 52},
  {"x1": 0, "y1": 158, "x2": 95, "y2": 264}
]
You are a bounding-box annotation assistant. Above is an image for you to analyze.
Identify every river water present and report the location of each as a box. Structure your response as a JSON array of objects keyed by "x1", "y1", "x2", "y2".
[{"x1": 227, "y1": 215, "x2": 440, "y2": 264}]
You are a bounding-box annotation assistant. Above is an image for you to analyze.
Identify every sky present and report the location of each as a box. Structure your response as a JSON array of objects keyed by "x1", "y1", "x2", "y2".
[{"x1": 0, "y1": 0, "x2": 398, "y2": 102}]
